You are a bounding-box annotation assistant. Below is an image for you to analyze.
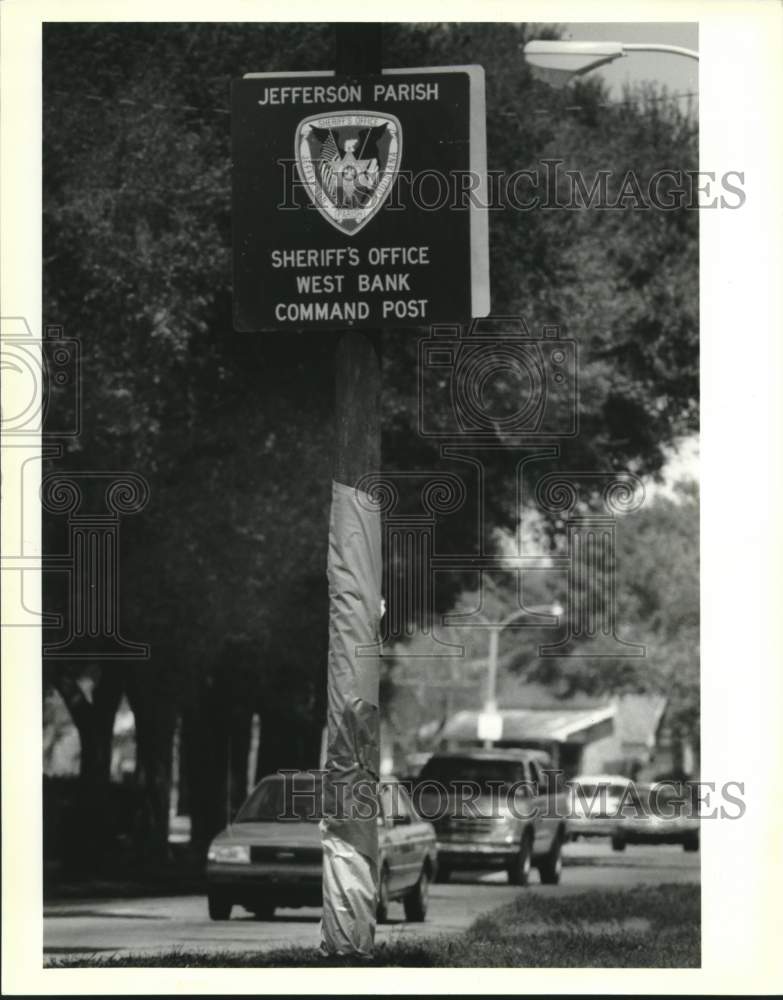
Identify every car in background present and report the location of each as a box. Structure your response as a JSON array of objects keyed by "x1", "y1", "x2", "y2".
[
  {"x1": 611, "y1": 781, "x2": 700, "y2": 852},
  {"x1": 206, "y1": 771, "x2": 437, "y2": 922},
  {"x1": 403, "y1": 751, "x2": 433, "y2": 778},
  {"x1": 567, "y1": 774, "x2": 634, "y2": 842},
  {"x1": 413, "y1": 749, "x2": 568, "y2": 886}
]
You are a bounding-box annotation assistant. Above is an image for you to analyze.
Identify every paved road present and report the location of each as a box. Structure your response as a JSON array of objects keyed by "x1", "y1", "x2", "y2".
[{"x1": 44, "y1": 842, "x2": 699, "y2": 961}]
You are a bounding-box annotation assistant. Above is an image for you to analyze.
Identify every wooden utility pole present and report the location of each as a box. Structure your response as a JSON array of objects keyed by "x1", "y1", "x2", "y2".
[
  {"x1": 336, "y1": 21, "x2": 382, "y2": 77},
  {"x1": 320, "y1": 22, "x2": 383, "y2": 958},
  {"x1": 333, "y1": 21, "x2": 383, "y2": 490},
  {"x1": 333, "y1": 19, "x2": 383, "y2": 485},
  {"x1": 231, "y1": 20, "x2": 486, "y2": 954}
]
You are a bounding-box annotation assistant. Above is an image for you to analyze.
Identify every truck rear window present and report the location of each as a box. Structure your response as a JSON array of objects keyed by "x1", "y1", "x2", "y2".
[{"x1": 418, "y1": 757, "x2": 524, "y2": 790}]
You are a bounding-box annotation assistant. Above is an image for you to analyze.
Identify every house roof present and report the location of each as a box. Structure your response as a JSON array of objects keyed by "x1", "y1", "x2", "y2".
[
  {"x1": 614, "y1": 694, "x2": 668, "y2": 748},
  {"x1": 425, "y1": 748, "x2": 553, "y2": 763},
  {"x1": 572, "y1": 773, "x2": 633, "y2": 786},
  {"x1": 442, "y1": 705, "x2": 616, "y2": 744}
]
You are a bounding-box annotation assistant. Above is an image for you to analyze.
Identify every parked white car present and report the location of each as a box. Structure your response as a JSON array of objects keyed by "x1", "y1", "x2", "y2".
[
  {"x1": 206, "y1": 772, "x2": 438, "y2": 922},
  {"x1": 567, "y1": 774, "x2": 634, "y2": 841},
  {"x1": 611, "y1": 781, "x2": 700, "y2": 852}
]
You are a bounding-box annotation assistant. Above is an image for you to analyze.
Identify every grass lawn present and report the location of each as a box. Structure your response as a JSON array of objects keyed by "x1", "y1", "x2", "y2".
[{"x1": 46, "y1": 883, "x2": 700, "y2": 968}]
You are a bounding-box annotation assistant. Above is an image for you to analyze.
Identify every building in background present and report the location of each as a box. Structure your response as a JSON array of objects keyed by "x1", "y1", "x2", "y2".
[{"x1": 414, "y1": 682, "x2": 676, "y2": 780}]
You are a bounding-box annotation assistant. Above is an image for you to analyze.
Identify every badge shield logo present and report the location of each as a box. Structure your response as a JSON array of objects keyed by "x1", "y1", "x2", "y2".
[{"x1": 295, "y1": 112, "x2": 402, "y2": 235}]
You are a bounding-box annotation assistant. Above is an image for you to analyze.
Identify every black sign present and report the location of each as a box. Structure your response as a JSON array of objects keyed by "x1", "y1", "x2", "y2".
[{"x1": 232, "y1": 68, "x2": 489, "y2": 331}]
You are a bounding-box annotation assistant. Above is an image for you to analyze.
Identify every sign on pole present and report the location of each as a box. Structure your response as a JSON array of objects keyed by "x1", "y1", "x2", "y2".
[
  {"x1": 477, "y1": 710, "x2": 504, "y2": 743},
  {"x1": 232, "y1": 66, "x2": 489, "y2": 331},
  {"x1": 231, "y1": 48, "x2": 490, "y2": 958}
]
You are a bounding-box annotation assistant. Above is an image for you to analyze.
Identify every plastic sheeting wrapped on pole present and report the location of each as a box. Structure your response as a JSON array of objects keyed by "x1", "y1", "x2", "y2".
[
  {"x1": 320, "y1": 479, "x2": 381, "y2": 956},
  {"x1": 321, "y1": 822, "x2": 377, "y2": 956}
]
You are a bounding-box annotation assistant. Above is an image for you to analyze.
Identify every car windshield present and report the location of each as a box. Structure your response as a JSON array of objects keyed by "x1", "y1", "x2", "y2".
[
  {"x1": 235, "y1": 775, "x2": 323, "y2": 822},
  {"x1": 652, "y1": 785, "x2": 684, "y2": 803},
  {"x1": 650, "y1": 784, "x2": 691, "y2": 812},
  {"x1": 418, "y1": 756, "x2": 523, "y2": 791},
  {"x1": 573, "y1": 782, "x2": 629, "y2": 798}
]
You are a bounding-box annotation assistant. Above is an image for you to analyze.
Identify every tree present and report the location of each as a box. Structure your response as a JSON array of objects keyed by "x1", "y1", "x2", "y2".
[
  {"x1": 521, "y1": 480, "x2": 699, "y2": 743},
  {"x1": 41, "y1": 22, "x2": 698, "y2": 860},
  {"x1": 385, "y1": 480, "x2": 699, "y2": 766}
]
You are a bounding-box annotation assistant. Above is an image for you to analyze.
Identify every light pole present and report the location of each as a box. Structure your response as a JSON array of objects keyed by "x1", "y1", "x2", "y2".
[
  {"x1": 444, "y1": 602, "x2": 563, "y2": 748},
  {"x1": 523, "y1": 40, "x2": 699, "y2": 88},
  {"x1": 444, "y1": 579, "x2": 564, "y2": 745},
  {"x1": 483, "y1": 603, "x2": 563, "y2": 715}
]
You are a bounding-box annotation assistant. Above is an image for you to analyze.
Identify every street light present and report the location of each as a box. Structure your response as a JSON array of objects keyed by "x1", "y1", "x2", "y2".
[
  {"x1": 482, "y1": 603, "x2": 563, "y2": 718},
  {"x1": 445, "y1": 599, "x2": 564, "y2": 746},
  {"x1": 523, "y1": 40, "x2": 699, "y2": 88}
]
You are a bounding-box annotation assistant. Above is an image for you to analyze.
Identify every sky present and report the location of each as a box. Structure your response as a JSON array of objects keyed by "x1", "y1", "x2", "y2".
[{"x1": 560, "y1": 21, "x2": 698, "y2": 99}]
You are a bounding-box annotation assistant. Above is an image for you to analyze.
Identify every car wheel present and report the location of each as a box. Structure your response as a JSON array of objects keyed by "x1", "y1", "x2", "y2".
[
  {"x1": 207, "y1": 891, "x2": 232, "y2": 921},
  {"x1": 538, "y1": 831, "x2": 564, "y2": 885},
  {"x1": 611, "y1": 834, "x2": 626, "y2": 852},
  {"x1": 376, "y1": 865, "x2": 391, "y2": 924},
  {"x1": 252, "y1": 901, "x2": 276, "y2": 920},
  {"x1": 434, "y1": 863, "x2": 451, "y2": 884},
  {"x1": 507, "y1": 833, "x2": 533, "y2": 886},
  {"x1": 403, "y1": 865, "x2": 430, "y2": 922},
  {"x1": 683, "y1": 832, "x2": 699, "y2": 852}
]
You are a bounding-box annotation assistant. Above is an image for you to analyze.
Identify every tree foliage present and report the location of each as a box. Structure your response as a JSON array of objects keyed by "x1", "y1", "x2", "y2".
[{"x1": 41, "y1": 22, "x2": 699, "y2": 858}]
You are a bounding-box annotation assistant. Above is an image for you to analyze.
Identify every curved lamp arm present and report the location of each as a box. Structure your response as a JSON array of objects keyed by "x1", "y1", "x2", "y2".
[
  {"x1": 523, "y1": 40, "x2": 698, "y2": 88},
  {"x1": 621, "y1": 43, "x2": 699, "y2": 61}
]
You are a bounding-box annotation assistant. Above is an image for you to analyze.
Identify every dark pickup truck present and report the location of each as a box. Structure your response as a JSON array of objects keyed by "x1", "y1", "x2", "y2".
[{"x1": 413, "y1": 748, "x2": 568, "y2": 885}]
